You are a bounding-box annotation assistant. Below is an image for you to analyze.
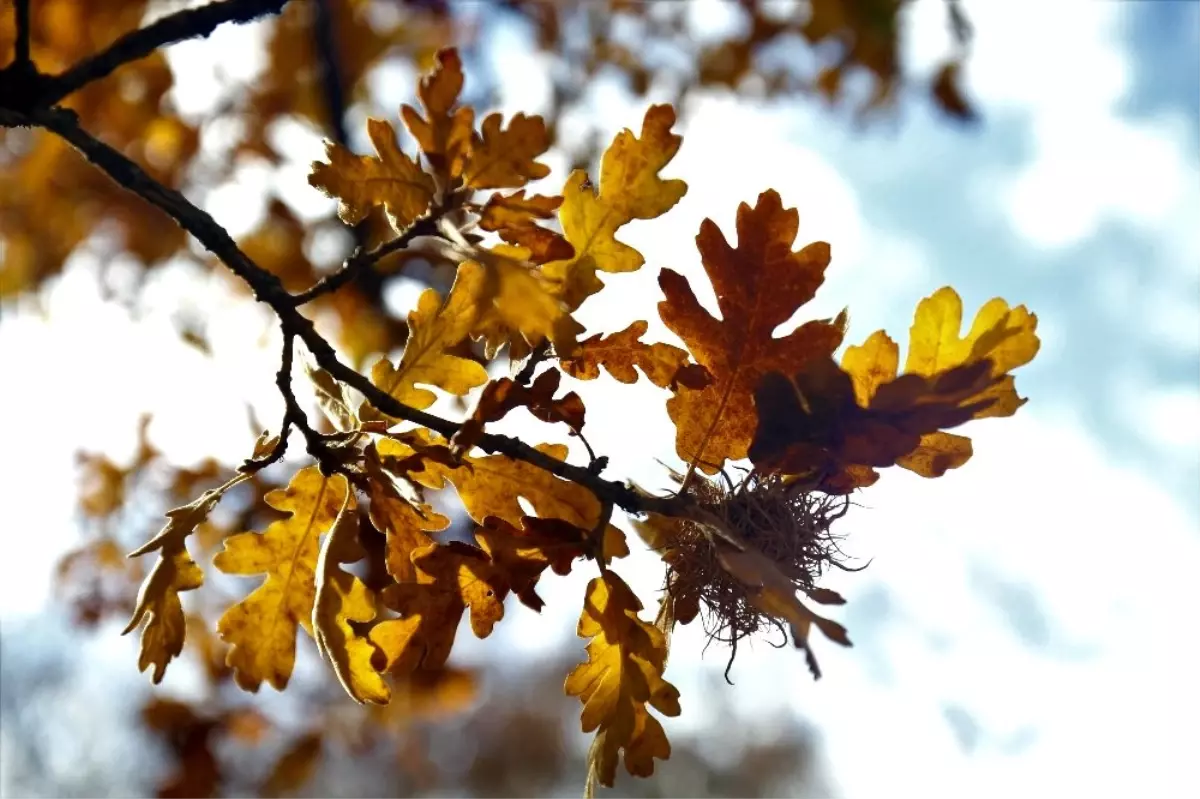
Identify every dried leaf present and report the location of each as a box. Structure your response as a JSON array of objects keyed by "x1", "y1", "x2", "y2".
[
  {"x1": 261, "y1": 732, "x2": 322, "y2": 797},
  {"x1": 308, "y1": 118, "x2": 435, "y2": 230},
  {"x1": 453, "y1": 368, "x2": 586, "y2": 452},
  {"x1": 561, "y1": 320, "x2": 710, "y2": 390},
  {"x1": 463, "y1": 112, "x2": 552, "y2": 189},
  {"x1": 304, "y1": 364, "x2": 357, "y2": 433},
  {"x1": 566, "y1": 573, "x2": 680, "y2": 787},
  {"x1": 213, "y1": 468, "x2": 347, "y2": 692},
  {"x1": 659, "y1": 190, "x2": 847, "y2": 473},
  {"x1": 364, "y1": 442, "x2": 451, "y2": 583},
  {"x1": 478, "y1": 190, "x2": 574, "y2": 264},
  {"x1": 123, "y1": 492, "x2": 223, "y2": 683},
  {"x1": 400, "y1": 47, "x2": 474, "y2": 181},
  {"x1": 544, "y1": 105, "x2": 687, "y2": 310},
  {"x1": 313, "y1": 492, "x2": 390, "y2": 705},
  {"x1": 364, "y1": 263, "x2": 489, "y2": 418}
]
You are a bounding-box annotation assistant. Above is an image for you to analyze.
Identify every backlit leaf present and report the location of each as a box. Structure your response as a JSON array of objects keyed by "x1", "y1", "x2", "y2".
[
  {"x1": 400, "y1": 47, "x2": 474, "y2": 181},
  {"x1": 561, "y1": 320, "x2": 711, "y2": 390},
  {"x1": 308, "y1": 118, "x2": 435, "y2": 231},
  {"x1": 544, "y1": 104, "x2": 687, "y2": 310},
  {"x1": 659, "y1": 190, "x2": 847, "y2": 473},
  {"x1": 565, "y1": 573, "x2": 680, "y2": 787},
  {"x1": 463, "y1": 112, "x2": 552, "y2": 189},
  {"x1": 312, "y1": 492, "x2": 390, "y2": 705},
  {"x1": 213, "y1": 468, "x2": 347, "y2": 692}
]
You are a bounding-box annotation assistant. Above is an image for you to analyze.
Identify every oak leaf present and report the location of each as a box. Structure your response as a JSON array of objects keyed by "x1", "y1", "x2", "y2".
[
  {"x1": 369, "y1": 542, "x2": 506, "y2": 676},
  {"x1": 312, "y1": 492, "x2": 390, "y2": 705},
  {"x1": 463, "y1": 112, "x2": 552, "y2": 189},
  {"x1": 474, "y1": 515, "x2": 624, "y2": 611},
  {"x1": 468, "y1": 247, "x2": 585, "y2": 360},
  {"x1": 544, "y1": 104, "x2": 687, "y2": 310},
  {"x1": 400, "y1": 47, "x2": 474, "y2": 182},
  {"x1": 749, "y1": 354, "x2": 1000, "y2": 493},
  {"x1": 364, "y1": 442, "x2": 451, "y2": 584},
  {"x1": 308, "y1": 118, "x2": 435, "y2": 231},
  {"x1": 659, "y1": 190, "x2": 847, "y2": 473},
  {"x1": 363, "y1": 262, "x2": 489, "y2": 419},
  {"x1": 561, "y1": 320, "x2": 711, "y2": 390},
  {"x1": 453, "y1": 368, "x2": 585, "y2": 453},
  {"x1": 478, "y1": 190, "x2": 574, "y2": 264},
  {"x1": 566, "y1": 573, "x2": 680, "y2": 788},
  {"x1": 213, "y1": 468, "x2": 348, "y2": 692},
  {"x1": 124, "y1": 490, "x2": 228, "y2": 683}
]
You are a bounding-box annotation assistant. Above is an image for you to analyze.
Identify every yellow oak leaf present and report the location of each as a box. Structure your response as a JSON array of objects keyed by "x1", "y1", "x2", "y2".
[
  {"x1": 312, "y1": 490, "x2": 390, "y2": 705},
  {"x1": 561, "y1": 320, "x2": 711, "y2": 390},
  {"x1": 123, "y1": 490, "x2": 225, "y2": 683},
  {"x1": 463, "y1": 112, "x2": 552, "y2": 189},
  {"x1": 905, "y1": 286, "x2": 1040, "y2": 419},
  {"x1": 566, "y1": 573, "x2": 680, "y2": 788},
  {"x1": 544, "y1": 104, "x2": 687, "y2": 310},
  {"x1": 304, "y1": 364, "x2": 357, "y2": 433},
  {"x1": 364, "y1": 261, "x2": 488, "y2": 417},
  {"x1": 213, "y1": 467, "x2": 347, "y2": 692},
  {"x1": 400, "y1": 47, "x2": 474, "y2": 182},
  {"x1": 659, "y1": 190, "x2": 847, "y2": 473},
  {"x1": 308, "y1": 118, "x2": 435, "y2": 231},
  {"x1": 368, "y1": 541, "x2": 507, "y2": 677},
  {"x1": 467, "y1": 246, "x2": 585, "y2": 360},
  {"x1": 818, "y1": 288, "x2": 1040, "y2": 482}
]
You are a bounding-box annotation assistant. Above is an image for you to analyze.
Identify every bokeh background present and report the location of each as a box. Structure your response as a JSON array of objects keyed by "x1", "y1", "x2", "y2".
[{"x1": 1, "y1": 0, "x2": 1198, "y2": 796}]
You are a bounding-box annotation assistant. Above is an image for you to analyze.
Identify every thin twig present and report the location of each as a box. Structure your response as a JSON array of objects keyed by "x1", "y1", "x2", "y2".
[
  {"x1": 291, "y1": 215, "x2": 439, "y2": 306},
  {"x1": 35, "y1": 0, "x2": 290, "y2": 106},
  {"x1": 13, "y1": 0, "x2": 32, "y2": 69}
]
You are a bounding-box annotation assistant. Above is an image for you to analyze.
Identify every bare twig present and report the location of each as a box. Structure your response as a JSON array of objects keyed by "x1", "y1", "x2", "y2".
[
  {"x1": 36, "y1": 0, "x2": 290, "y2": 106},
  {"x1": 291, "y1": 215, "x2": 439, "y2": 306},
  {"x1": 13, "y1": 0, "x2": 31, "y2": 69}
]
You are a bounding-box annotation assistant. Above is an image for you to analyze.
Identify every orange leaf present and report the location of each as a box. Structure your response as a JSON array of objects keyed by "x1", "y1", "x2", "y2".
[
  {"x1": 561, "y1": 320, "x2": 711, "y2": 390},
  {"x1": 478, "y1": 190, "x2": 574, "y2": 264},
  {"x1": 658, "y1": 190, "x2": 847, "y2": 473},
  {"x1": 364, "y1": 442, "x2": 450, "y2": 584}
]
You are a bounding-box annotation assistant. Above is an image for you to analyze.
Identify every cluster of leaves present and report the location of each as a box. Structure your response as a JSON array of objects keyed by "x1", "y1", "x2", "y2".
[
  {"x1": 102, "y1": 50, "x2": 1037, "y2": 790},
  {"x1": 1, "y1": 1, "x2": 1025, "y2": 794}
]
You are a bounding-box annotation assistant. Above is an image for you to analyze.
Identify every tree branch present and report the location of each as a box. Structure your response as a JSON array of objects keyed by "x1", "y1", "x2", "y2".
[
  {"x1": 36, "y1": 0, "x2": 290, "y2": 106},
  {"x1": 13, "y1": 0, "x2": 32, "y2": 69},
  {"x1": 3, "y1": 104, "x2": 692, "y2": 523}
]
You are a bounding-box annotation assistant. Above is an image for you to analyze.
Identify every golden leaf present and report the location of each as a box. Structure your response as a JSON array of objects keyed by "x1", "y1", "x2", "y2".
[
  {"x1": 544, "y1": 104, "x2": 687, "y2": 310},
  {"x1": 561, "y1": 320, "x2": 711, "y2": 390},
  {"x1": 659, "y1": 190, "x2": 847, "y2": 473},
  {"x1": 213, "y1": 468, "x2": 347, "y2": 692},
  {"x1": 123, "y1": 491, "x2": 225, "y2": 683},
  {"x1": 463, "y1": 112, "x2": 552, "y2": 189},
  {"x1": 565, "y1": 573, "x2": 680, "y2": 788},
  {"x1": 312, "y1": 491, "x2": 390, "y2": 705},
  {"x1": 468, "y1": 247, "x2": 585, "y2": 360},
  {"x1": 364, "y1": 262, "x2": 489, "y2": 417},
  {"x1": 400, "y1": 47, "x2": 474, "y2": 181},
  {"x1": 308, "y1": 118, "x2": 435, "y2": 231}
]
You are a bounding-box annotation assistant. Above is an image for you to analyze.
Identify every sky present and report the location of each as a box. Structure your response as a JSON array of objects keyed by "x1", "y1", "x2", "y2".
[{"x1": 2, "y1": 0, "x2": 1198, "y2": 796}]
